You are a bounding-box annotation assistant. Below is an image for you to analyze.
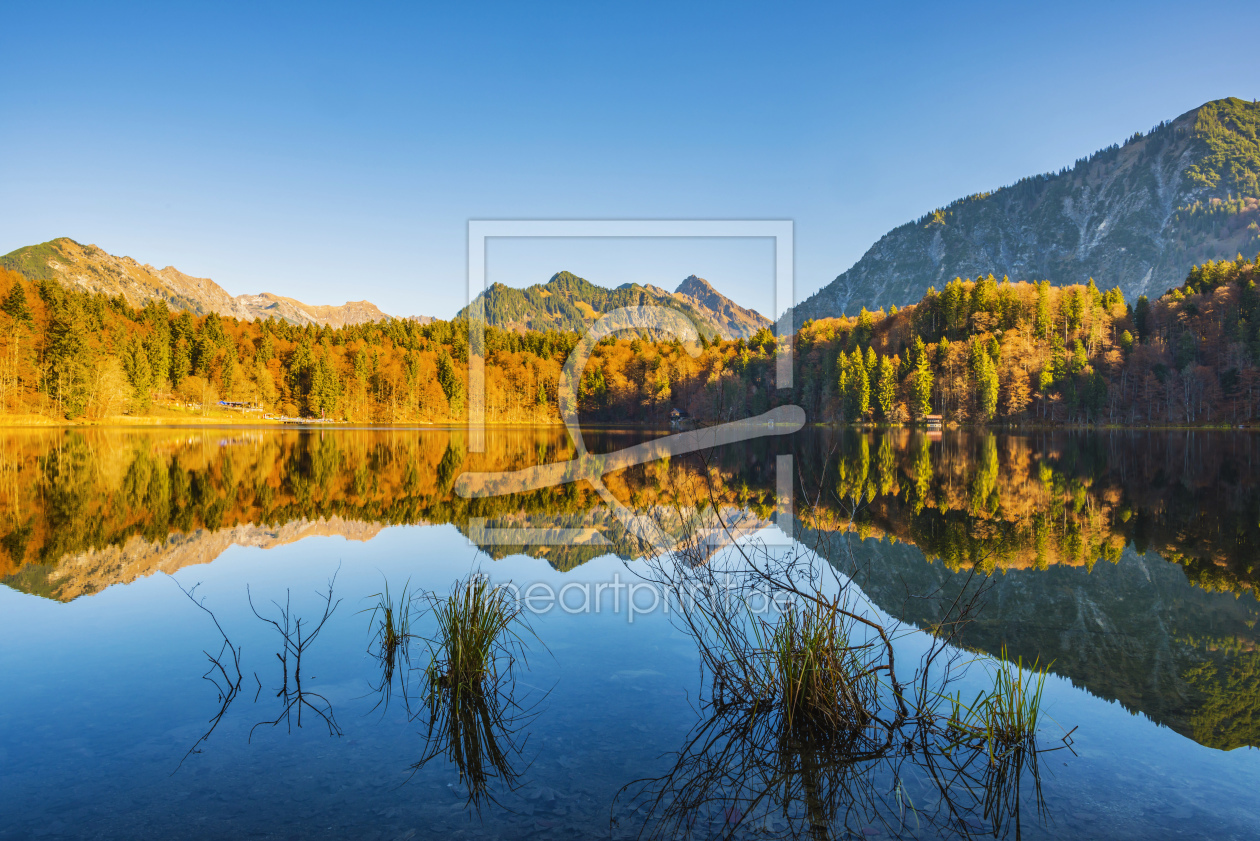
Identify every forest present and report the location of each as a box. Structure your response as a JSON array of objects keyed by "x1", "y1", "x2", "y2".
[
  {"x1": 1, "y1": 252, "x2": 1259, "y2": 426},
  {"x1": 793, "y1": 251, "x2": 1260, "y2": 426}
]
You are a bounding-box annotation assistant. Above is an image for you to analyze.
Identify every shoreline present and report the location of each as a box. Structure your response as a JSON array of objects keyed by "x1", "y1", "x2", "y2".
[{"x1": 0, "y1": 414, "x2": 1253, "y2": 432}]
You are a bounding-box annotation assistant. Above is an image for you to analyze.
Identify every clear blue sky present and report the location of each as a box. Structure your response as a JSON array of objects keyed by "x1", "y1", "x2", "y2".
[{"x1": 2, "y1": 1, "x2": 1257, "y2": 319}]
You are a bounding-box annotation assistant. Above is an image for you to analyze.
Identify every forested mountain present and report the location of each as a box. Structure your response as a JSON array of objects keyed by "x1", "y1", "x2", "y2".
[
  {"x1": 459, "y1": 270, "x2": 771, "y2": 339},
  {"x1": 0, "y1": 237, "x2": 396, "y2": 327},
  {"x1": 796, "y1": 97, "x2": 1260, "y2": 320},
  {"x1": 794, "y1": 252, "x2": 1260, "y2": 427},
  {"x1": 1, "y1": 240, "x2": 1259, "y2": 429}
]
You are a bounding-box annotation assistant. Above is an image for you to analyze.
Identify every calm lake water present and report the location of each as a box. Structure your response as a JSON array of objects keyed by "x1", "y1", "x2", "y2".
[{"x1": 1, "y1": 426, "x2": 1259, "y2": 840}]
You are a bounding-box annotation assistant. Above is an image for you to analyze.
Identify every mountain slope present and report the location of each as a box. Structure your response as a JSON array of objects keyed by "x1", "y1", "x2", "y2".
[
  {"x1": 797, "y1": 97, "x2": 1260, "y2": 320},
  {"x1": 670, "y1": 274, "x2": 771, "y2": 338},
  {"x1": 0, "y1": 237, "x2": 396, "y2": 327},
  {"x1": 460, "y1": 271, "x2": 771, "y2": 338}
]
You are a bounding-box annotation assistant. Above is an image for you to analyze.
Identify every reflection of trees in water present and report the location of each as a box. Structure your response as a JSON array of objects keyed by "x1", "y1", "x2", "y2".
[
  {"x1": 1185, "y1": 644, "x2": 1260, "y2": 748},
  {"x1": 797, "y1": 429, "x2": 1260, "y2": 595},
  {"x1": 5, "y1": 428, "x2": 1260, "y2": 747},
  {"x1": 1, "y1": 427, "x2": 1257, "y2": 597},
  {"x1": 1, "y1": 428, "x2": 1257, "y2": 591},
  {"x1": 0, "y1": 428, "x2": 784, "y2": 589}
]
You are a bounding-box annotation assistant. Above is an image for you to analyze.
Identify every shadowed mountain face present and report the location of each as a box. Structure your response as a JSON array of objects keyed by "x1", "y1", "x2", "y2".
[
  {"x1": 797, "y1": 97, "x2": 1260, "y2": 319},
  {"x1": 459, "y1": 271, "x2": 771, "y2": 339},
  {"x1": 1, "y1": 426, "x2": 1258, "y2": 750},
  {"x1": 816, "y1": 536, "x2": 1260, "y2": 751},
  {"x1": 0, "y1": 237, "x2": 397, "y2": 326}
]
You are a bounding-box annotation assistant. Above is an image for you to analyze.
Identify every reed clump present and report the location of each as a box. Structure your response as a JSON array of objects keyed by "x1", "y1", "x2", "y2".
[
  {"x1": 418, "y1": 574, "x2": 533, "y2": 707},
  {"x1": 761, "y1": 596, "x2": 878, "y2": 729},
  {"x1": 681, "y1": 584, "x2": 891, "y2": 750},
  {"x1": 947, "y1": 646, "x2": 1050, "y2": 760},
  {"x1": 361, "y1": 579, "x2": 415, "y2": 710},
  {"x1": 411, "y1": 573, "x2": 539, "y2": 808}
]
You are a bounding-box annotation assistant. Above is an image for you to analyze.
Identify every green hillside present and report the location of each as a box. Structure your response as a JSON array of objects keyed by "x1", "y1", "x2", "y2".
[
  {"x1": 460, "y1": 270, "x2": 722, "y2": 337},
  {"x1": 0, "y1": 238, "x2": 79, "y2": 282}
]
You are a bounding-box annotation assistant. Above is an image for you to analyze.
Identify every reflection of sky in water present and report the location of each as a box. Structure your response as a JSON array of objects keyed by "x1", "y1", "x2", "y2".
[{"x1": 1, "y1": 524, "x2": 1259, "y2": 840}]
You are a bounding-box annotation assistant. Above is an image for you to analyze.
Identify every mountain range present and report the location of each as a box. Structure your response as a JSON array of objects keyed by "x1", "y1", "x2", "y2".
[
  {"x1": 9, "y1": 97, "x2": 1258, "y2": 330},
  {"x1": 0, "y1": 237, "x2": 395, "y2": 327},
  {"x1": 0, "y1": 238, "x2": 767, "y2": 337},
  {"x1": 459, "y1": 271, "x2": 772, "y2": 339},
  {"x1": 796, "y1": 96, "x2": 1260, "y2": 321}
]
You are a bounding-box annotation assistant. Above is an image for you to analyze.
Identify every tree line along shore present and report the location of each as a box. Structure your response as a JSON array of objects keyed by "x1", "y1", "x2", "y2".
[{"x1": 0, "y1": 253, "x2": 1258, "y2": 427}]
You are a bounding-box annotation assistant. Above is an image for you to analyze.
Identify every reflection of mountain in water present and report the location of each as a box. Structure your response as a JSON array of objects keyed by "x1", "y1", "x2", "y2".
[
  {"x1": 470, "y1": 504, "x2": 776, "y2": 570},
  {"x1": 815, "y1": 533, "x2": 1260, "y2": 751},
  {"x1": 3, "y1": 426, "x2": 1260, "y2": 751},
  {"x1": 0, "y1": 427, "x2": 786, "y2": 592},
  {"x1": 8, "y1": 518, "x2": 385, "y2": 602}
]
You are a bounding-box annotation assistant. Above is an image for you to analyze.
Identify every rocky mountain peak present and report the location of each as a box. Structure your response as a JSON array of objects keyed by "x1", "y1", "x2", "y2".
[
  {"x1": 0, "y1": 237, "x2": 404, "y2": 327},
  {"x1": 676, "y1": 274, "x2": 717, "y2": 298},
  {"x1": 796, "y1": 97, "x2": 1260, "y2": 321}
]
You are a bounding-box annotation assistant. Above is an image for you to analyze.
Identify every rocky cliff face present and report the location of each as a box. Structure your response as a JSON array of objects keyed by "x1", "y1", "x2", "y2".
[
  {"x1": 796, "y1": 98, "x2": 1260, "y2": 321},
  {"x1": 0, "y1": 237, "x2": 399, "y2": 327},
  {"x1": 671, "y1": 275, "x2": 771, "y2": 338}
]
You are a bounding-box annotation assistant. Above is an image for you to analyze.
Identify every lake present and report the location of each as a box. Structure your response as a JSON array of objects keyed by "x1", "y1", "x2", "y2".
[{"x1": 1, "y1": 426, "x2": 1258, "y2": 840}]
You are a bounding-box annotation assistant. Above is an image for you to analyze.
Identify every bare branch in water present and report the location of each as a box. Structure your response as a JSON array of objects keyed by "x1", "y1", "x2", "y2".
[
  {"x1": 169, "y1": 575, "x2": 243, "y2": 773},
  {"x1": 248, "y1": 565, "x2": 344, "y2": 740}
]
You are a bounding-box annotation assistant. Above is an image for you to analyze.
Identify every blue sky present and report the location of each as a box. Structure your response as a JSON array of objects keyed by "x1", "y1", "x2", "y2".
[{"x1": 2, "y1": 1, "x2": 1258, "y2": 320}]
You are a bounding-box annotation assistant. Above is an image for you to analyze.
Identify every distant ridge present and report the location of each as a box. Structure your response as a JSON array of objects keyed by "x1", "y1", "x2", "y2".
[
  {"x1": 797, "y1": 97, "x2": 1260, "y2": 320},
  {"x1": 459, "y1": 270, "x2": 771, "y2": 339},
  {"x1": 0, "y1": 237, "x2": 411, "y2": 327}
]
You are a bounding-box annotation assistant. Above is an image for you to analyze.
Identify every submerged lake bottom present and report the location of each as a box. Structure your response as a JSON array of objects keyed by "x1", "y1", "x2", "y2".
[{"x1": 0, "y1": 426, "x2": 1258, "y2": 840}]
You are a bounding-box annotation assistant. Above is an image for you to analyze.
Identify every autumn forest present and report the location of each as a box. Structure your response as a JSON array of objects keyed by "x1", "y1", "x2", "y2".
[{"x1": 1, "y1": 253, "x2": 1259, "y2": 427}]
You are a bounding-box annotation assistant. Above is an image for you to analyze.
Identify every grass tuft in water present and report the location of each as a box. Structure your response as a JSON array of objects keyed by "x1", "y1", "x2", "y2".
[
  {"x1": 698, "y1": 589, "x2": 883, "y2": 736},
  {"x1": 762, "y1": 596, "x2": 877, "y2": 730},
  {"x1": 947, "y1": 646, "x2": 1050, "y2": 761},
  {"x1": 418, "y1": 574, "x2": 531, "y2": 706},
  {"x1": 360, "y1": 578, "x2": 415, "y2": 711},
  {"x1": 410, "y1": 573, "x2": 541, "y2": 808}
]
